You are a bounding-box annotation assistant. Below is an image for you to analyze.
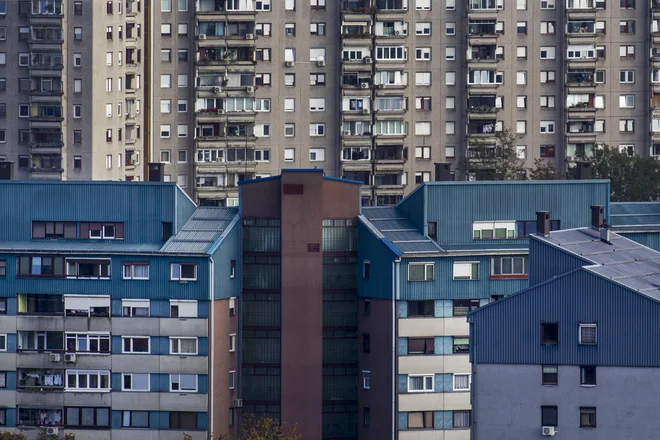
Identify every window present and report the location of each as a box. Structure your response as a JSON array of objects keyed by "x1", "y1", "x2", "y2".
[
  {"x1": 74, "y1": 1, "x2": 82, "y2": 14},
  {"x1": 65, "y1": 259, "x2": 111, "y2": 279},
  {"x1": 580, "y1": 366, "x2": 596, "y2": 386},
  {"x1": 446, "y1": 22, "x2": 455, "y2": 35},
  {"x1": 170, "y1": 412, "x2": 198, "y2": 430},
  {"x1": 309, "y1": 148, "x2": 325, "y2": 162},
  {"x1": 453, "y1": 374, "x2": 471, "y2": 391},
  {"x1": 542, "y1": 406, "x2": 558, "y2": 426},
  {"x1": 491, "y1": 256, "x2": 528, "y2": 278},
  {"x1": 540, "y1": 0, "x2": 555, "y2": 8},
  {"x1": 415, "y1": 47, "x2": 431, "y2": 61},
  {"x1": 0, "y1": 298, "x2": 5, "y2": 313},
  {"x1": 453, "y1": 337, "x2": 469, "y2": 354},
  {"x1": 517, "y1": 21, "x2": 527, "y2": 34},
  {"x1": 452, "y1": 299, "x2": 479, "y2": 316},
  {"x1": 73, "y1": 105, "x2": 82, "y2": 118},
  {"x1": 229, "y1": 334, "x2": 236, "y2": 352},
  {"x1": 178, "y1": 0, "x2": 188, "y2": 11},
  {"x1": 517, "y1": 46, "x2": 527, "y2": 59},
  {"x1": 161, "y1": 24, "x2": 172, "y2": 36},
  {"x1": 580, "y1": 407, "x2": 596, "y2": 428},
  {"x1": 310, "y1": 73, "x2": 325, "y2": 86},
  {"x1": 540, "y1": 46, "x2": 556, "y2": 60},
  {"x1": 408, "y1": 300, "x2": 434, "y2": 317},
  {"x1": 408, "y1": 412, "x2": 433, "y2": 429},
  {"x1": 65, "y1": 370, "x2": 111, "y2": 391},
  {"x1": 170, "y1": 337, "x2": 197, "y2": 355},
  {"x1": 0, "y1": 334, "x2": 5, "y2": 351},
  {"x1": 170, "y1": 263, "x2": 197, "y2": 281},
  {"x1": 542, "y1": 365, "x2": 558, "y2": 385},
  {"x1": 363, "y1": 371, "x2": 371, "y2": 389},
  {"x1": 178, "y1": 24, "x2": 188, "y2": 36},
  {"x1": 408, "y1": 375, "x2": 433, "y2": 392},
  {"x1": 311, "y1": 23, "x2": 325, "y2": 35},
  {"x1": 122, "y1": 411, "x2": 149, "y2": 428},
  {"x1": 122, "y1": 299, "x2": 149, "y2": 317},
  {"x1": 446, "y1": 71, "x2": 456, "y2": 85},
  {"x1": 542, "y1": 322, "x2": 559, "y2": 344},
  {"x1": 415, "y1": 146, "x2": 431, "y2": 159},
  {"x1": 74, "y1": 28, "x2": 83, "y2": 41},
  {"x1": 284, "y1": 148, "x2": 296, "y2": 162},
  {"x1": 362, "y1": 333, "x2": 370, "y2": 353},
  {"x1": 620, "y1": 70, "x2": 634, "y2": 83},
  {"x1": 65, "y1": 407, "x2": 110, "y2": 427},
  {"x1": 416, "y1": 72, "x2": 431, "y2": 85},
  {"x1": 310, "y1": 123, "x2": 325, "y2": 136},
  {"x1": 540, "y1": 95, "x2": 555, "y2": 108},
  {"x1": 619, "y1": 45, "x2": 635, "y2": 58},
  {"x1": 540, "y1": 121, "x2": 555, "y2": 133},
  {"x1": 170, "y1": 300, "x2": 198, "y2": 318},
  {"x1": 415, "y1": 121, "x2": 431, "y2": 135},
  {"x1": 229, "y1": 371, "x2": 235, "y2": 389},
  {"x1": 620, "y1": 120, "x2": 634, "y2": 132},
  {"x1": 284, "y1": 124, "x2": 295, "y2": 137},
  {"x1": 416, "y1": 22, "x2": 431, "y2": 35},
  {"x1": 516, "y1": 121, "x2": 527, "y2": 134},
  {"x1": 122, "y1": 337, "x2": 150, "y2": 353},
  {"x1": 447, "y1": 0, "x2": 456, "y2": 8},
  {"x1": 453, "y1": 262, "x2": 479, "y2": 280},
  {"x1": 453, "y1": 411, "x2": 471, "y2": 428},
  {"x1": 122, "y1": 263, "x2": 149, "y2": 280},
  {"x1": 619, "y1": 95, "x2": 635, "y2": 108},
  {"x1": 408, "y1": 263, "x2": 434, "y2": 281},
  {"x1": 540, "y1": 70, "x2": 555, "y2": 83},
  {"x1": 122, "y1": 373, "x2": 150, "y2": 391},
  {"x1": 309, "y1": 98, "x2": 326, "y2": 112},
  {"x1": 416, "y1": 0, "x2": 431, "y2": 9},
  {"x1": 579, "y1": 324, "x2": 597, "y2": 344},
  {"x1": 408, "y1": 338, "x2": 434, "y2": 355},
  {"x1": 473, "y1": 221, "x2": 515, "y2": 240},
  {"x1": 170, "y1": 374, "x2": 197, "y2": 392}
]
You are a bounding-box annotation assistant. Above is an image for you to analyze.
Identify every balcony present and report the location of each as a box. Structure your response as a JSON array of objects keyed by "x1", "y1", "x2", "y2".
[
  {"x1": 373, "y1": 172, "x2": 405, "y2": 190},
  {"x1": 566, "y1": 70, "x2": 597, "y2": 89},
  {"x1": 29, "y1": 27, "x2": 64, "y2": 45},
  {"x1": 342, "y1": 171, "x2": 371, "y2": 186},
  {"x1": 467, "y1": 120, "x2": 499, "y2": 137},
  {"x1": 467, "y1": 45, "x2": 500, "y2": 65},
  {"x1": 468, "y1": 0, "x2": 502, "y2": 14},
  {"x1": 374, "y1": 0, "x2": 407, "y2": 15},
  {"x1": 29, "y1": 53, "x2": 64, "y2": 71},
  {"x1": 467, "y1": 22, "x2": 501, "y2": 44},
  {"x1": 342, "y1": 24, "x2": 372, "y2": 43},
  {"x1": 29, "y1": 131, "x2": 63, "y2": 149},
  {"x1": 374, "y1": 146, "x2": 404, "y2": 173},
  {"x1": 566, "y1": 0, "x2": 598, "y2": 18},
  {"x1": 566, "y1": 143, "x2": 596, "y2": 162},
  {"x1": 342, "y1": 0, "x2": 373, "y2": 15},
  {"x1": 18, "y1": 369, "x2": 65, "y2": 391},
  {"x1": 28, "y1": 105, "x2": 63, "y2": 122},
  {"x1": 20, "y1": 1, "x2": 64, "y2": 20},
  {"x1": 566, "y1": 120, "x2": 596, "y2": 135},
  {"x1": 197, "y1": 48, "x2": 255, "y2": 66},
  {"x1": 342, "y1": 73, "x2": 372, "y2": 89},
  {"x1": 374, "y1": 23, "x2": 408, "y2": 39},
  {"x1": 566, "y1": 95, "x2": 596, "y2": 116}
]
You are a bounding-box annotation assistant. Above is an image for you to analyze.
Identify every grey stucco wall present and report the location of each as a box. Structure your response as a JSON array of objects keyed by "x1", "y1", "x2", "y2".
[{"x1": 473, "y1": 364, "x2": 660, "y2": 440}]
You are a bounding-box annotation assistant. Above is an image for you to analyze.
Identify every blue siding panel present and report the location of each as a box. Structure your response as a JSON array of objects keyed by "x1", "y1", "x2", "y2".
[
  {"x1": 151, "y1": 374, "x2": 161, "y2": 392},
  {"x1": 528, "y1": 237, "x2": 589, "y2": 286},
  {"x1": 398, "y1": 413, "x2": 408, "y2": 431},
  {"x1": 435, "y1": 337, "x2": 452, "y2": 355},
  {"x1": 197, "y1": 412, "x2": 208, "y2": 430},
  {"x1": 425, "y1": 181, "x2": 610, "y2": 247},
  {"x1": 213, "y1": 217, "x2": 241, "y2": 300},
  {"x1": 471, "y1": 269, "x2": 660, "y2": 366},
  {"x1": 397, "y1": 302, "x2": 408, "y2": 318},
  {"x1": 620, "y1": 232, "x2": 660, "y2": 252},
  {"x1": 439, "y1": 411, "x2": 453, "y2": 429},
  {"x1": 357, "y1": 222, "x2": 396, "y2": 300},
  {"x1": 156, "y1": 337, "x2": 169, "y2": 355},
  {"x1": 112, "y1": 373, "x2": 122, "y2": 391},
  {"x1": 434, "y1": 374, "x2": 453, "y2": 392},
  {"x1": 111, "y1": 336, "x2": 122, "y2": 354},
  {"x1": 112, "y1": 300, "x2": 122, "y2": 317},
  {"x1": 198, "y1": 337, "x2": 209, "y2": 356},
  {"x1": 159, "y1": 374, "x2": 170, "y2": 393},
  {"x1": 175, "y1": 187, "x2": 197, "y2": 234},
  {"x1": 6, "y1": 334, "x2": 16, "y2": 352},
  {"x1": 396, "y1": 185, "x2": 426, "y2": 232},
  {"x1": 112, "y1": 411, "x2": 122, "y2": 429},
  {"x1": 398, "y1": 375, "x2": 407, "y2": 393},
  {"x1": 5, "y1": 371, "x2": 16, "y2": 390},
  {"x1": 397, "y1": 338, "x2": 408, "y2": 356},
  {"x1": 399, "y1": 256, "x2": 529, "y2": 301},
  {"x1": 198, "y1": 375, "x2": 209, "y2": 394},
  {"x1": 150, "y1": 411, "x2": 164, "y2": 430},
  {"x1": 152, "y1": 300, "x2": 170, "y2": 317},
  {"x1": 6, "y1": 298, "x2": 16, "y2": 315},
  {"x1": 436, "y1": 300, "x2": 452, "y2": 317},
  {"x1": 197, "y1": 300, "x2": 209, "y2": 318}
]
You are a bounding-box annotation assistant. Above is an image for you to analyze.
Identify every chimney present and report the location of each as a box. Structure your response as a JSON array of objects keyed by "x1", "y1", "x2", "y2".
[
  {"x1": 536, "y1": 211, "x2": 550, "y2": 237},
  {"x1": 590, "y1": 205, "x2": 604, "y2": 230},
  {"x1": 148, "y1": 163, "x2": 163, "y2": 182},
  {"x1": 576, "y1": 161, "x2": 593, "y2": 180},
  {"x1": 0, "y1": 161, "x2": 13, "y2": 180}
]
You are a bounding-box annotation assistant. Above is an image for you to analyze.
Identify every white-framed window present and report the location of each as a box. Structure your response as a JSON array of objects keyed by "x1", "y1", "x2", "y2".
[
  {"x1": 446, "y1": 71, "x2": 456, "y2": 85},
  {"x1": 540, "y1": 121, "x2": 556, "y2": 133},
  {"x1": 363, "y1": 371, "x2": 371, "y2": 389},
  {"x1": 445, "y1": 121, "x2": 456, "y2": 135},
  {"x1": 161, "y1": 23, "x2": 172, "y2": 36},
  {"x1": 620, "y1": 70, "x2": 635, "y2": 83},
  {"x1": 445, "y1": 47, "x2": 456, "y2": 61},
  {"x1": 516, "y1": 121, "x2": 527, "y2": 134},
  {"x1": 170, "y1": 374, "x2": 197, "y2": 392},
  {"x1": 73, "y1": 105, "x2": 82, "y2": 118},
  {"x1": 446, "y1": 0, "x2": 456, "y2": 9},
  {"x1": 408, "y1": 375, "x2": 434, "y2": 392},
  {"x1": 453, "y1": 374, "x2": 471, "y2": 391},
  {"x1": 229, "y1": 370, "x2": 236, "y2": 389},
  {"x1": 160, "y1": 74, "x2": 171, "y2": 88},
  {"x1": 446, "y1": 22, "x2": 455, "y2": 35},
  {"x1": 517, "y1": 96, "x2": 527, "y2": 109},
  {"x1": 516, "y1": 145, "x2": 527, "y2": 159},
  {"x1": 170, "y1": 337, "x2": 198, "y2": 355},
  {"x1": 309, "y1": 98, "x2": 326, "y2": 112},
  {"x1": 122, "y1": 373, "x2": 150, "y2": 391},
  {"x1": 416, "y1": 146, "x2": 431, "y2": 159},
  {"x1": 309, "y1": 48, "x2": 326, "y2": 61},
  {"x1": 160, "y1": 124, "x2": 171, "y2": 138},
  {"x1": 415, "y1": 47, "x2": 431, "y2": 61},
  {"x1": 473, "y1": 221, "x2": 515, "y2": 239},
  {"x1": 229, "y1": 334, "x2": 236, "y2": 352},
  {"x1": 579, "y1": 324, "x2": 597, "y2": 345},
  {"x1": 517, "y1": 71, "x2": 527, "y2": 85},
  {"x1": 416, "y1": 0, "x2": 431, "y2": 9},
  {"x1": 309, "y1": 148, "x2": 325, "y2": 162},
  {"x1": 517, "y1": 0, "x2": 527, "y2": 9},
  {"x1": 453, "y1": 262, "x2": 479, "y2": 280},
  {"x1": 64, "y1": 296, "x2": 111, "y2": 318},
  {"x1": 619, "y1": 45, "x2": 635, "y2": 58},
  {"x1": 517, "y1": 46, "x2": 527, "y2": 59},
  {"x1": 540, "y1": 46, "x2": 556, "y2": 60},
  {"x1": 170, "y1": 300, "x2": 198, "y2": 318},
  {"x1": 0, "y1": 334, "x2": 6, "y2": 351},
  {"x1": 284, "y1": 124, "x2": 295, "y2": 137},
  {"x1": 284, "y1": 148, "x2": 296, "y2": 162},
  {"x1": 416, "y1": 72, "x2": 431, "y2": 85},
  {"x1": 121, "y1": 299, "x2": 150, "y2": 317},
  {"x1": 170, "y1": 263, "x2": 197, "y2": 281},
  {"x1": 540, "y1": 0, "x2": 555, "y2": 9},
  {"x1": 161, "y1": 0, "x2": 172, "y2": 11},
  {"x1": 415, "y1": 122, "x2": 431, "y2": 136},
  {"x1": 284, "y1": 98, "x2": 295, "y2": 112},
  {"x1": 540, "y1": 95, "x2": 555, "y2": 108},
  {"x1": 122, "y1": 263, "x2": 149, "y2": 280},
  {"x1": 65, "y1": 370, "x2": 111, "y2": 392},
  {"x1": 408, "y1": 263, "x2": 434, "y2": 281},
  {"x1": 310, "y1": 123, "x2": 325, "y2": 136},
  {"x1": 416, "y1": 22, "x2": 431, "y2": 35},
  {"x1": 446, "y1": 96, "x2": 455, "y2": 109},
  {"x1": 122, "y1": 337, "x2": 150, "y2": 354},
  {"x1": 619, "y1": 95, "x2": 635, "y2": 108},
  {"x1": 540, "y1": 70, "x2": 556, "y2": 83},
  {"x1": 177, "y1": 125, "x2": 188, "y2": 138},
  {"x1": 177, "y1": 74, "x2": 188, "y2": 88}
]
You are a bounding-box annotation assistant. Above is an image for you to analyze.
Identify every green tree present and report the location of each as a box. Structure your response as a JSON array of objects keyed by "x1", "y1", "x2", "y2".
[
  {"x1": 206, "y1": 414, "x2": 301, "y2": 440},
  {"x1": 457, "y1": 128, "x2": 525, "y2": 180},
  {"x1": 592, "y1": 145, "x2": 660, "y2": 201},
  {"x1": 0, "y1": 432, "x2": 28, "y2": 440},
  {"x1": 529, "y1": 158, "x2": 559, "y2": 180}
]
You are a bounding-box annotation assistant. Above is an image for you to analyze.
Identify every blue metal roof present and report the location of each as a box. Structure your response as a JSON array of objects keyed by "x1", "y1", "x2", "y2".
[
  {"x1": 361, "y1": 206, "x2": 442, "y2": 255},
  {"x1": 611, "y1": 202, "x2": 660, "y2": 231},
  {"x1": 0, "y1": 241, "x2": 163, "y2": 253},
  {"x1": 160, "y1": 207, "x2": 239, "y2": 254},
  {"x1": 532, "y1": 228, "x2": 660, "y2": 301}
]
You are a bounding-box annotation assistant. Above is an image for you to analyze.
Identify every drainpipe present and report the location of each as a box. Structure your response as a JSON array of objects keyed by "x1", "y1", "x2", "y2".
[
  {"x1": 209, "y1": 257, "x2": 215, "y2": 438},
  {"x1": 392, "y1": 258, "x2": 401, "y2": 440}
]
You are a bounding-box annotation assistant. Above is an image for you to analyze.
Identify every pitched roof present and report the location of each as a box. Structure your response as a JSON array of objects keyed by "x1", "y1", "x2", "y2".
[
  {"x1": 533, "y1": 228, "x2": 660, "y2": 300},
  {"x1": 159, "y1": 207, "x2": 239, "y2": 254}
]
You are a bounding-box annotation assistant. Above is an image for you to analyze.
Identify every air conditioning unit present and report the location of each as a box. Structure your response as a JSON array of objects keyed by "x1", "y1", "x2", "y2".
[
  {"x1": 317, "y1": 60, "x2": 326, "y2": 67},
  {"x1": 49, "y1": 353, "x2": 61, "y2": 362},
  {"x1": 395, "y1": 30, "x2": 400, "y2": 35},
  {"x1": 285, "y1": 60, "x2": 295, "y2": 67},
  {"x1": 246, "y1": 86, "x2": 255, "y2": 93},
  {"x1": 46, "y1": 428, "x2": 59, "y2": 436},
  {"x1": 233, "y1": 399, "x2": 243, "y2": 408},
  {"x1": 363, "y1": 57, "x2": 372, "y2": 64},
  {"x1": 213, "y1": 86, "x2": 221, "y2": 94},
  {"x1": 360, "y1": 83, "x2": 369, "y2": 89},
  {"x1": 343, "y1": 130, "x2": 352, "y2": 136},
  {"x1": 542, "y1": 426, "x2": 556, "y2": 436},
  {"x1": 654, "y1": 155, "x2": 660, "y2": 160},
  {"x1": 245, "y1": 33, "x2": 254, "y2": 40},
  {"x1": 199, "y1": 34, "x2": 207, "y2": 40},
  {"x1": 216, "y1": 109, "x2": 225, "y2": 115},
  {"x1": 64, "y1": 353, "x2": 76, "y2": 363},
  {"x1": 362, "y1": 108, "x2": 370, "y2": 114},
  {"x1": 378, "y1": 84, "x2": 385, "y2": 89}
]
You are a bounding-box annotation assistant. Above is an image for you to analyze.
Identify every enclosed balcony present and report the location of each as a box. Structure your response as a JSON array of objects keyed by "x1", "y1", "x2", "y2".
[
  {"x1": 342, "y1": 0, "x2": 372, "y2": 11},
  {"x1": 566, "y1": 93, "x2": 596, "y2": 111},
  {"x1": 566, "y1": 69, "x2": 597, "y2": 87},
  {"x1": 30, "y1": 129, "x2": 62, "y2": 148},
  {"x1": 30, "y1": 77, "x2": 63, "y2": 96},
  {"x1": 566, "y1": 120, "x2": 595, "y2": 134},
  {"x1": 654, "y1": 0, "x2": 660, "y2": 9},
  {"x1": 30, "y1": 26, "x2": 63, "y2": 44},
  {"x1": 374, "y1": 21, "x2": 407, "y2": 38},
  {"x1": 29, "y1": 52, "x2": 63, "y2": 70},
  {"x1": 28, "y1": 104, "x2": 63, "y2": 122},
  {"x1": 30, "y1": 154, "x2": 62, "y2": 173},
  {"x1": 18, "y1": 332, "x2": 63, "y2": 352},
  {"x1": 566, "y1": 143, "x2": 596, "y2": 161},
  {"x1": 566, "y1": 20, "x2": 596, "y2": 35},
  {"x1": 342, "y1": 146, "x2": 371, "y2": 161},
  {"x1": 197, "y1": 0, "x2": 226, "y2": 13},
  {"x1": 467, "y1": 120, "x2": 499, "y2": 136},
  {"x1": 468, "y1": 0, "x2": 502, "y2": 13},
  {"x1": 373, "y1": 173, "x2": 404, "y2": 188},
  {"x1": 19, "y1": 0, "x2": 63, "y2": 17},
  {"x1": 342, "y1": 172, "x2": 371, "y2": 185},
  {"x1": 375, "y1": 0, "x2": 407, "y2": 12},
  {"x1": 197, "y1": 47, "x2": 254, "y2": 65},
  {"x1": 467, "y1": 95, "x2": 498, "y2": 117},
  {"x1": 467, "y1": 45, "x2": 501, "y2": 65},
  {"x1": 342, "y1": 23, "x2": 371, "y2": 39},
  {"x1": 468, "y1": 20, "x2": 500, "y2": 37},
  {"x1": 467, "y1": 70, "x2": 503, "y2": 89},
  {"x1": 18, "y1": 369, "x2": 65, "y2": 390},
  {"x1": 342, "y1": 121, "x2": 372, "y2": 137},
  {"x1": 342, "y1": 72, "x2": 371, "y2": 89},
  {"x1": 566, "y1": 0, "x2": 598, "y2": 12},
  {"x1": 373, "y1": 96, "x2": 406, "y2": 113},
  {"x1": 566, "y1": 45, "x2": 599, "y2": 67}
]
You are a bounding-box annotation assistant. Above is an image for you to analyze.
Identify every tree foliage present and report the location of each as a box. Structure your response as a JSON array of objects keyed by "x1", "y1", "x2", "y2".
[
  {"x1": 529, "y1": 158, "x2": 559, "y2": 180},
  {"x1": 593, "y1": 145, "x2": 660, "y2": 202},
  {"x1": 207, "y1": 414, "x2": 301, "y2": 440},
  {"x1": 457, "y1": 128, "x2": 525, "y2": 180},
  {"x1": 0, "y1": 432, "x2": 27, "y2": 440}
]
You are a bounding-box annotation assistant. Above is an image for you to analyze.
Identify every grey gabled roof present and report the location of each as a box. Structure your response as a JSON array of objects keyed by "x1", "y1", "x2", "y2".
[
  {"x1": 534, "y1": 228, "x2": 660, "y2": 300},
  {"x1": 160, "y1": 207, "x2": 239, "y2": 254},
  {"x1": 361, "y1": 206, "x2": 443, "y2": 255}
]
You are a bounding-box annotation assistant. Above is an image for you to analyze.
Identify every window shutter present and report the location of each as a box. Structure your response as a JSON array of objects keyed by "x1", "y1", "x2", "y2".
[
  {"x1": 32, "y1": 222, "x2": 46, "y2": 238},
  {"x1": 79, "y1": 223, "x2": 90, "y2": 238},
  {"x1": 115, "y1": 223, "x2": 124, "y2": 239}
]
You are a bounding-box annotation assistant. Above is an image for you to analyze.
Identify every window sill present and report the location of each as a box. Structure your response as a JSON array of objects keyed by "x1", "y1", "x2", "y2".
[
  {"x1": 580, "y1": 384, "x2": 596, "y2": 388},
  {"x1": 489, "y1": 275, "x2": 529, "y2": 280}
]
